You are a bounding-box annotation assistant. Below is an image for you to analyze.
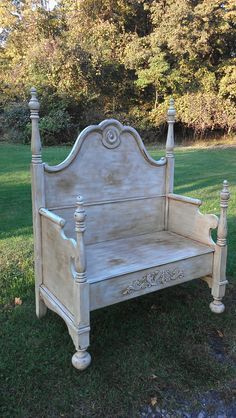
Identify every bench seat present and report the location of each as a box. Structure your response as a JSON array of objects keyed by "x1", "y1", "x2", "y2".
[{"x1": 86, "y1": 231, "x2": 214, "y2": 283}]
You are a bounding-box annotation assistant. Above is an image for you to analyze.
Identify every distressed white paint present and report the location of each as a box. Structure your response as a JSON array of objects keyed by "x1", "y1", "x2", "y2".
[{"x1": 29, "y1": 89, "x2": 230, "y2": 371}]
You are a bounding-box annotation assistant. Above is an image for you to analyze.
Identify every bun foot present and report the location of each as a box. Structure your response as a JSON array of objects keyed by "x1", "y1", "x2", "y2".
[
  {"x1": 210, "y1": 299, "x2": 225, "y2": 314},
  {"x1": 72, "y1": 350, "x2": 91, "y2": 370}
]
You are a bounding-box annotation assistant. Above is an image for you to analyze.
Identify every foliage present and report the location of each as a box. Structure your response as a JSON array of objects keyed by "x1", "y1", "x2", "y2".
[
  {"x1": 0, "y1": 0, "x2": 235, "y2": 141},
  {"x1": 1, "y1": 103, "x2": 30, "y2": 143},
  {"x1": 1, "y1": 101, "x2": 77, "y2": 144},
  {"x1": 39, "y1": 108, "x2": 75, "y2": 145}
]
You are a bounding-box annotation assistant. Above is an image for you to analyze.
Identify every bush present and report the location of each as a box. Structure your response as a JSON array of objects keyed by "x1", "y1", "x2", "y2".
[
  {"x1": 39, "y1": 108, "x2": 76, "y2": 145},
  {"x1": 1, "y1": 102, "x2": 77, "y2": 145},
  {"x1": 2, "y1": 103, "x2": 30, "y2": 143}
]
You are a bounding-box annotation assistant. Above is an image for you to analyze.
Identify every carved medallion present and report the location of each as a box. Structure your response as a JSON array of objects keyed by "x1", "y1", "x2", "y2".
[
  {"x1": 122, "y1": 268, "x2": 184, "y2": 295},
  {"x1": 102, "y1": 127, "x2": 121, "y2": 149}
]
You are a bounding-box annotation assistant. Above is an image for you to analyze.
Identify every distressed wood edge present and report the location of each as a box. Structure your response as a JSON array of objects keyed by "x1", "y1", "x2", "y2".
[
  {"x1": 168, "y1": 193, "x2": 202, "y2": 206},
  {"x1": 44, "y1": 119, "x2": 167, "y2": 172}
]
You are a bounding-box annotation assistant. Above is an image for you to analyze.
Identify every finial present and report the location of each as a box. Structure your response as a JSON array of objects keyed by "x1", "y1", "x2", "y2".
[
  {"x1": 167, "y1": 98, "x2": 176, "y2": 120},
  {"x1": 29, "y1": 87, "x2": 40, "y2": 116},
  {"x1": 166, "y1": 97, "x2": 175, "y2": 159},
  {"x1": 220, "y1": 180, "x2": 230, "y2": 207},
  {"x1": 29, "y1": 87, "x2": 42, "y2": 163},
  {"x1": 74, "y1": 196, "x2": 86, "y2": 232},
  {"x1": 217, "y1": 180, "x2": 230, "y2": 247}
]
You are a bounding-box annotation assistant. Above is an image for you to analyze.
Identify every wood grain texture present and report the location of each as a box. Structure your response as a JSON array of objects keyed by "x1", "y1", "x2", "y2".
[
  {"x1": 85, "y1": 231, "x2": 214, "y2": 283},
  {"x1": 44, "y1": 120, "x2": 166, "y2": 209},
  {"x1": 54, "y1": 196, "x2": 165, "y2": 244},
  {"x1": 41, "y1": 215, "x2": 76, "y2": 315}
]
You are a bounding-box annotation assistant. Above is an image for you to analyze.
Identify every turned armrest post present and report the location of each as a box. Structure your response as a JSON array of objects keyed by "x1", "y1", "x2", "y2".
[
  {"x1": 210, "y1": 180, "x2": 230, "y2": 314},
  {"x1": 29, "y1": 87, "x2": 47, "y2": 318},
  {"x1": 73, "y1": 196, "x2": 90, "y2": 360},
  {"x1": 74, "y1": 196, "x2": 87, "y2": 283},
  {"x1": 217, "y1": 180, "x2": 230, "y2": 247}
]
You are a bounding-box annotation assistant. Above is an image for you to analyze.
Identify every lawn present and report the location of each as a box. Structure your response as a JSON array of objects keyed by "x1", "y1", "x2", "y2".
[{"x1": 0, "y1": 142, "x2": 236, "y2": 417}]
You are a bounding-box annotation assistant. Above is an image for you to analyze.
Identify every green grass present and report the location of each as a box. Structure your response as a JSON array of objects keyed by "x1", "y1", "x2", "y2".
[{"x1": 1, "y1": 143, "x2": 236, "y2": 417}]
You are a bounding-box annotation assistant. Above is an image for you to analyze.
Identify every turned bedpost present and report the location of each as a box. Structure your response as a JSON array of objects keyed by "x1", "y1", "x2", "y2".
[
  {"x1": 165, "y1": 98, "x2": 176, "y2": 194},
  {"x1": 210, "y1": 180, "x2": 230, "y2": 314},
  {"x1": 72, "y1": 196, "x2": 91, "y2": 370},
  {"x1": 29, "y1": 87, "x2": 42, "y2": 164},
  {"x1": 165, "y1": 98, "x2": 176, "y2": 229},
  {"x1": 217, "y1": 180, "x2": 230, "y2": 247},
  {"x1": 29, "y1": 87, "x2": 47, "y2": 318}
]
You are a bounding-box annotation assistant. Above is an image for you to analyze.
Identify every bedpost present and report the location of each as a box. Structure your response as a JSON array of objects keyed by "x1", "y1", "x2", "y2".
[
  {"x1": 72, "y1": 196, "x2": 91, "y2": 370},
  {"x1": 166, "y1": 98, "x2": 176, "y2": 193},
  {"x1": 29, "y1": 87, "x2": 47, "y2": 318},
  {"x1": 210, "y1": 180, "x2": 230, "y2": 313},
  {"x1": 165, "y1": 98, "x2": 176, "y2": 229}
]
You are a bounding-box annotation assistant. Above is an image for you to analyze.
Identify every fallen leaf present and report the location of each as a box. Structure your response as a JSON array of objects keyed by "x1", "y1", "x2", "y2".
[
  {"x1": 217, "y1": 329, "x2": 224, "y2": 338},
  {"x1": 14, "y1": 297, "x2": 22, "y2": 306},
  {"x1": 150, "y1": 396, "x2": 158, "y2": 406}
]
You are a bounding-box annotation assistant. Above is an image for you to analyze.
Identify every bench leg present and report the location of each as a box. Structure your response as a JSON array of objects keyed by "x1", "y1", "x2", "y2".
[
  {"x1": 36, "y1": 287, "x2": 47, "y2": 318},
  {"x1": 71, "y1": 280, "x2": 91, "y2": 370},
  {"x1": 210, "y1": 246, "x2": 228, "y2": 314},
  {"x1": 70, "y1": 324, "x2": 91, "y2": 370},
  {"x1": 72, "y1": 349, "x2": 91, "y2": 371},
  {"x1": 36, "y1": 296, "x2": 47, "y2": 318},
  {"x1": 210, "y1": 181, "x2": 230, "y2": 314}
]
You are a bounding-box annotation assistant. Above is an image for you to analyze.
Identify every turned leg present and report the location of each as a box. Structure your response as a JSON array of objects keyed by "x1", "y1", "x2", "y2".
[
  {"x1": 210, "y1": 180, "x2": 230, "y2": 314},
  {"x1": 70, "y1": 323, "x2": 91, "y2": 371},
  {"x1": 71, "y1": 196, "x2": 91, "y2": 370}
]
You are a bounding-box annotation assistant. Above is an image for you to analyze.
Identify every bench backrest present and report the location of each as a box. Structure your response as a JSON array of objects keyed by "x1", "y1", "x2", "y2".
[{"x1": 29, "y1": 89, "x2": 175, "y2": 245}]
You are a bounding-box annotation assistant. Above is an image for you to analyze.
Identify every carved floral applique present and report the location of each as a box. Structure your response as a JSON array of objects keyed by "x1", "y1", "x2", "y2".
[{"x1": 122, "y1": 268, "x2": 184, "y2": 295}]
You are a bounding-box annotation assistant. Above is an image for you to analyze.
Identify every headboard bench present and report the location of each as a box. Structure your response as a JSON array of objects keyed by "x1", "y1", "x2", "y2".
[{"x1": 29, "y1": 88, "x2": 230, "y2": 370}]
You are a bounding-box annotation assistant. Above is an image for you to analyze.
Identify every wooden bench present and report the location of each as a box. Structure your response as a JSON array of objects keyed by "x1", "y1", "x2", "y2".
[{"x1": 29, "y1": 88, "x2": 230, "y2": 370}]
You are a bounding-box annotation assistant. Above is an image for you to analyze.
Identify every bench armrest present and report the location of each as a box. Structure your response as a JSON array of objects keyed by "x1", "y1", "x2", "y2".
[
  {"x1": 168, "y1": 193, "x2": 202, "y2": 206},
  {"x1": 167, "y1": 194, "x2": 218, "y2": 247},
  {"x1": 39, "y1": 208, "x2": 66, "y2": 227}
]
